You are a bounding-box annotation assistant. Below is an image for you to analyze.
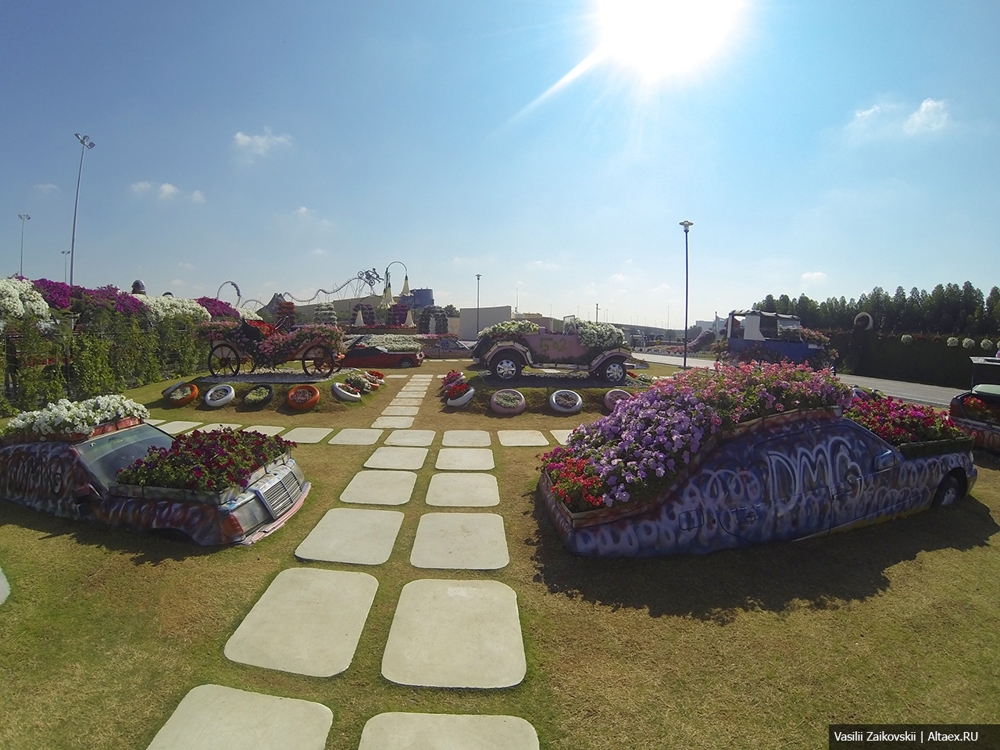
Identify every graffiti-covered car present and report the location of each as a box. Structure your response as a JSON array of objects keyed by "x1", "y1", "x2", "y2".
[
  {"x1": 950, "y1": 383, "x2": 1000, "y2": 454},
  {"x1": 540, "y1": 410, "x2": 976, "y2": 557},
  {"x1": 0, "y1": 402, "x2": 309, "y2": 546}
]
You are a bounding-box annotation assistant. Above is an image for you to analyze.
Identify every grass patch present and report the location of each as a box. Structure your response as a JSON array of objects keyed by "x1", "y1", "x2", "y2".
[{"x1": 1, "y1": 359, "x2": 999, "y2": 748}]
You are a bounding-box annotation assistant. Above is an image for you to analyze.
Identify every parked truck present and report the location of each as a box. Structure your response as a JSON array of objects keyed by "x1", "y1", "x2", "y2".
[{"x1": 723, "y1": 310, "x2": 832, "y2": 368}]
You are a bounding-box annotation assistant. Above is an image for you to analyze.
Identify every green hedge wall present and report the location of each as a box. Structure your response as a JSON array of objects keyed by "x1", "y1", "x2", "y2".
[{"x1": 830, "y1": 330, "x2": 979, "y2": 389}]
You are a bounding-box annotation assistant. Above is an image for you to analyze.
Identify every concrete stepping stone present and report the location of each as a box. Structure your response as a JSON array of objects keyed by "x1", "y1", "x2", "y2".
[
  {"x1": 408, "y1": 374, "x2": 434, "y2": 380},
  {"x1": 372, "y1": 417, "x2": 414, "y2": 429},
  {"x1": 386, "y1": 374, "x2": 409, "y2": 379},
  {"x1": 145, "y1": 418, "x2": 165, "y2": 426},
  {"x1": 341, "y1": 471, "x2": 417, "y2": 505},
  {"x1": 436, "y1": 448, "x2": 494, "y2": 471},
  {"x1": 281, "y1": 427, "x2": 333, "y2": 444},
  {"x1": 550, "y1": 430, "x2": 573, "y2": 445},
  {"x1": 0, "y1": 566, "x2": 9, "y2": 606},
  {"x1": 382, "y1": 579, "x2": 526, "y2": 688},
  {"x1": 146, "y1": 684, "x2": 332, "y2": 750},
  {"x1": 225, "y1": 568, "x2": 378, "y2": 677},
  {"x1": 384, "y1": 430, "x2": 436, "y2": 447},
  {"x1": 442, "y1": 430, "x2": 491, "y2": 447},
  {"x1": 296, "y1": 508, "x2": 404, "y2": 565},
  {"x1": 365, "y1": 446, "x2": 428, "y2": 470},
  {"x1": 359, "y1": 712, "x2": 539, "y2": 750},
  {"x1": 399, "y1": 388, "x2": 428, "y2": 395},
  {"x1": 390, "y1": 398, "x2": 424, "y2": 407},
  {"x1": 329, "y1": 428, "x2": 383, "y2": 445},
  {"x1": 497, "y1": 430, "x2": 549, "y2": 447},
  {"x1": 242, "y1": 425, "x2": 284, "y2": 436},
  {"x1": 425, "y1": 473, "x2": 500, "y2": 507},
  {"x1": 197, "y1": 423, "x2": 242, "y2": 433},
  {"x1": 159, "y1": 421, "x2": 203, "y2": 435},
  {"x1": 410, "y1": 513, "x2": 508, "y2": 570},
  {"x1": 381, "y1": 406, "x2": 420, "y2": 417}
]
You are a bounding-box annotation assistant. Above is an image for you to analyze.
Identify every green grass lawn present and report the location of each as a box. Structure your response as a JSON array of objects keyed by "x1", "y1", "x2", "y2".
[{"x1": 1, "y1": 360, "x2": 998, "y2": 749}]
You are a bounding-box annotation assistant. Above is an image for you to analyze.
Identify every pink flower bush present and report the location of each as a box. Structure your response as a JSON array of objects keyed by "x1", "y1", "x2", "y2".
[
  {"x1": 116, "y1": 428, "x2": 295, "y2": 491},
  {"x1": 846, "y1": 395, "x2": 962, "y2": 445},
  {"x1": 195, "y1": 296, "x2": 241, "y2": 319}
]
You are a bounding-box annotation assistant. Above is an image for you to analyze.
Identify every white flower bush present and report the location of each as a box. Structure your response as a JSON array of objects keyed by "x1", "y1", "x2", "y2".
[
  {"x1": 357, "y1": 334, "x2": 422, "y2": 352},
  {"x1": 947, "y1": 337, "x2": 960, "y2": 347},
  {"x1": 5, "y1": 395, "x2": 149, "y2": 437},
  {"x1": 574, "y1": 320, "x2": 627, "y2": 350},
  {"x1": 479, "y1": 320, "x2": 539, "y2": 339},
  {"x1": 982, "y1": 339, "x2": 996, "y2": 351},
  {"x1": 0, "y1": 276, "x2": 51, "y2": 321},
  {"x1": 900, "y1": 334, "x2": 913, "y2": 345},
  {"x1": 963, "y1": 338, "x2": 976, "y2": 349},
  {"x1": 133, "y1": 294, "x2": 210, "y2": 322}
]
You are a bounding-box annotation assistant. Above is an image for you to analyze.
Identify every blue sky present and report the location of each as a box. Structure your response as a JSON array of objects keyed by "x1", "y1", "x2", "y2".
[{"x1": 2, "y1": 0, "x2": 998, "y2": 329}]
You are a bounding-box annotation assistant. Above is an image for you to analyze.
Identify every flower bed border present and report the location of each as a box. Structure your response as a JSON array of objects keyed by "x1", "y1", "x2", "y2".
[
  {"x1": 549, "y1": 390, "x2": 582, "y2": 415},
  {"x1": 897, "y1": 436, "x2": 974, "y2": 459},
  {"x1": 490, "y1": 389, "x2": 526, "y2": 415},
  {"x1": 286, "y1": 384, "x2": 320, "y2": 411}
]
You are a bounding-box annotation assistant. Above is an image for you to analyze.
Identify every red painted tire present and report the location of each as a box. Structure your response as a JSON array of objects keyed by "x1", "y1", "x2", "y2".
[
  {"x1": 287, "y1": 384, "x2": 320, "y2": 411},
  {"x1": 168, "y1": 383, "x2": 199, "y2": 407}
]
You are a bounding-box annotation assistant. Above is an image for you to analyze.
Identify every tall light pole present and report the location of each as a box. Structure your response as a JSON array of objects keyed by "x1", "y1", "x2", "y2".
[
  {"x1": 679, "y1": 220, "x2": 693, "y2": 370},
  {"x1": 61, "y1": 250, "x2": 71, "y2": 283},
  {"x1": 17, "y1": 214, "x2": 30, "y2": 276},
  {"x1": 475, "y1": 274, "x2": 481, "y2": 335},
  {"x1": 69, "y1": 133, "x2": 96, "y2": 287}
]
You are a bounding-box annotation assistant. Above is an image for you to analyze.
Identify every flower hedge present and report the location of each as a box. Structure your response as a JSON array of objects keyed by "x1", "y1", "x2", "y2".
[
  {"x1": 541, "y1": 362, "x2": 853, "y2": 512},
  {"x1": 116, "y1": 428, "x2": 295, "y2": 492},
  {"x1": 845, "y1": 394, "x2": 963, "y2": 445},
  {"x1": 4, "y1": 395, "x2": 149, "y2": 437}
]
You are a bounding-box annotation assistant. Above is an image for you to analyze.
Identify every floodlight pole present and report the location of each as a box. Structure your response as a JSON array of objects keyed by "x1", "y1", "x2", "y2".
[
  {"x1": 70, "y1": 133, "x2": 96, "y2": 287},
  {"x1": 475, "y1": 274, "x2": 481, "y2": 334},
  {"x1": 17, "y1": 214, "x2": 30, "y2": 276},
  {"x1": 679, "y1": 220, "x2": 693, "y2": 370}
]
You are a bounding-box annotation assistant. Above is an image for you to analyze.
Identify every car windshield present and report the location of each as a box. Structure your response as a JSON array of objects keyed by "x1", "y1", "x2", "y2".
[{"x1": 74, "y1": 424, "x2": 174, "y2": 486}]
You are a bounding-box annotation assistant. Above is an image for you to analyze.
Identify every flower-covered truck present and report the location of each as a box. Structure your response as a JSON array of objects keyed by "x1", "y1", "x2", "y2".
[
  {"x1": 0, "y1": 396, "x2": 309, "y2": 545},
  {"x1": 474, "y1": 318, "x2": 632, "y2": 384},
  {"x1": 949, "y1": 356, "x2": 1000, "y2": 453},
  {"x1": 721, "y1": 310, "x2": 833, "y2": 368},
  {"x1": 538, "y1": 362, "x2": 976, "y2": 557}
]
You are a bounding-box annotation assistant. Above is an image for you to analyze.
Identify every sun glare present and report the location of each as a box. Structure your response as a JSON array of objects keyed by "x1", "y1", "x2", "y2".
[{"x1": 595, "y1": 0, "x2": 746, "y2": 82}]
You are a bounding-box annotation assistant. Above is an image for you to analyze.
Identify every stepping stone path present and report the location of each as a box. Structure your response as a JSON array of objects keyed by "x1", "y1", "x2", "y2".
[
  {"x1": 155, "y1": 372, "x2": 538, "y2": 748},
  {"x1": 0, "y1": 565, "x2": 9, "y2": 606},
  {"x1": 197, "y1": 422, "x2": 242, "y2": 433}
]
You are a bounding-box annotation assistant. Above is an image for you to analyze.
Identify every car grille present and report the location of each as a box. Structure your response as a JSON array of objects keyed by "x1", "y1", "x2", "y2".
[{"x1": 253, "y1": 463, "x2": 303, "y2": 520}]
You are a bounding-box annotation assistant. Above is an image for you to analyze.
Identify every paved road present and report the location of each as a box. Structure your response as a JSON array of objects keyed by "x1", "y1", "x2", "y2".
[{"x1": 632, "y1": 352, "x2": 961, "y2": 408}]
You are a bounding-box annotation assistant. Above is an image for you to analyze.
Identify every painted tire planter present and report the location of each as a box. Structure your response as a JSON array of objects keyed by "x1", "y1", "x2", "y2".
[
  {"x1": 161, "y1": 380, "x2": 187, "y2": 398},
  {"x1": 604, "y1": 389, "x2": 632, "y2": 411},
  {"x1": 204, "y1": 384, "x2": 236, "y2": 408},
  {"x1": 550, "y1": 390, "x2": 583, "y2": 415},
  {"x1": 490, "y1": 389, "x2": 526, "y2": 415},
  {"x1": 447, "y1": 387, "x2": 476, "y2": 407},
  {"x1": 243, "y1": 384, "x2": 274, "y2": 408},
  {"x1": 333, "y1": 382, "x2": 362, "y2": 402},
  {"x1": 287, "y1": 384, "x2": 320, "y2": 411},
  {"x1": 168, "y1": 384, "x2": 199, "y2": 408}
]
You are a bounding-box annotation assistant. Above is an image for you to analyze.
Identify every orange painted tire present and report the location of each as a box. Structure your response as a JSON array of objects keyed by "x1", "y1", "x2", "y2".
[
  {"x1": 168, "y1": 383, "x2": 199, "y2": 407},
  {"x1": 287, "y1": 384, "x2": 320, "y2": 411}
]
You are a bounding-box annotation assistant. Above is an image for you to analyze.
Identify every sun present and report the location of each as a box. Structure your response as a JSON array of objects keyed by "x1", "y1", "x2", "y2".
[{"x1": 594, "y1": 0, "x2": 746, "y2": 83}]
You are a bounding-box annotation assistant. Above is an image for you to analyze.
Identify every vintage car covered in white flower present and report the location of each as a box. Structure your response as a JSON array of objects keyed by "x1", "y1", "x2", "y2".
[
  {"x1": 474, "y1": 318, "x2": 632, "y2": 384},
  {"x1": 0, "y1": 396, "x2": 309, "y2": 546}
]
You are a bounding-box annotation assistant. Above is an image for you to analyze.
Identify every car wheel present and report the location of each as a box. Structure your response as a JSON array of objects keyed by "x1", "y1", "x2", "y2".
[
  {"x1": 208, "y1": 344, "x2": 240, "y2": 377},
  {"x1": 490, "y1": 354, "x2": 522, "y2": 381},
  {"x1": 602, "y1": 359, "x2": 627, "y2": 384},
  {"x1": 932, "y1": 475, "x2": 963, "y2": 507},
  {"x1": 302, "y1": 345, "x2": 336, "y2": 377}
]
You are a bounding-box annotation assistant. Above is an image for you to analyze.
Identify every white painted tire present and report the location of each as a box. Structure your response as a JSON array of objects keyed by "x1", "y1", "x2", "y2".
[
  {"x1": 604, "y1": 389, "x2": 632, "y2": 411},
  {"x1": 550, "y1": 389, "x2": 583, "y2": 414},
  {"x1": 446, "y1": 387, "x2": 476, "y2": 407},
  {"x1": 204, "y1": 384, "x2": 235, "y2": 408},
  {"x1": 333, "y1": 382, "x2": 362, "y2": 402}
]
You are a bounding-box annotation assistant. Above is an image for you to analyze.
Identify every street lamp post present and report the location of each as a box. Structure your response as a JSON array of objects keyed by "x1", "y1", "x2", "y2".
[
  {"x1": 679, "y1": 220, "x2": 694, "y2": 370},
  {"x1": 17, "y1": 214, "x2": 30, "y2": 276},
  {"x1": 69, "y1": 133, "x2": 96, "y2": 287},
  {"x1": 475, "y1": 274, "x2": 481, "y2": 335},
  {"x1": 61, "y1": 250, "x2": 70, "y2": 283}
]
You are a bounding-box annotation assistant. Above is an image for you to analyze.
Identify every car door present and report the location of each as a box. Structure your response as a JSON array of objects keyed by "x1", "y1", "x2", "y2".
[{"x1": 828, "y1": 423, "x2": 901, "y2": 531}]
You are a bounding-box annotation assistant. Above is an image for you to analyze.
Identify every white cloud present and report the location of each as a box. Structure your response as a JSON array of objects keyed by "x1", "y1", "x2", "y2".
[
  {"x1": 610, "y1": 273, "x2": 629, "y2": 283},
  {"x1": 801, "y1": 271, "x2": 828, "y2": 286},
  {"x1": 903, "y1": 98, "x2": 949, "y2": 134},
  {"x1": 233, "y1": 126, "x2": 292, "y2": 157},
  {"x1": 158, "y1": 183, "x2": 179, "y2": 199},
  {"x1": 178, "y1": 262, "x2": 194, "y2": 270},
  {"x1": 191, "y1": 190, "x2": 205, "y2": 203},
  {"x1": 294, "y1": 206, "x2": 313, "y2": 217},
  {"x1": 131, "y1": 181, "x2": 153, "y2": 193},
  {"x1": 34, "y1": 183, "x2": 58, "y2": 193},
  {"x1": 529, "y1": 260, "x2": 559, "y2": 271},
  {"x1": 170, "y1": 279, "x2": 185, "y2": 287},
  {"x1": 311, "y1": 248, "x2": 327, "y2": 256}
]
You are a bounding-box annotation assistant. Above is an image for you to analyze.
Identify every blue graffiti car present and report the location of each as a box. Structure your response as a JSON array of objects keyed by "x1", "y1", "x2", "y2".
[{"x1": 539, "y1": 410, "x2": 977, "y2": 557}]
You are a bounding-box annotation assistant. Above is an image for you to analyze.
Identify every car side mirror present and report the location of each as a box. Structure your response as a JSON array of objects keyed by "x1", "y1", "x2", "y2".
[
  {"x1": 72, "y1": 483, "x2": 98, "y2": 505},
  {"x1": 873, "y1": 450, "x2": 897, "y2": 472}
]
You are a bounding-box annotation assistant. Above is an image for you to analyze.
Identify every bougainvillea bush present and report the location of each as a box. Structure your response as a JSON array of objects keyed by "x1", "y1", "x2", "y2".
[
  {"x1": 541, "y1": 362, "x2": 853, "y2": 512},
  {"x1": 116, "y1": 428, "x2": 295, "y2": 492},
  {"x1": 845, "y1": 394, "x2": 963, "y2": 446}
]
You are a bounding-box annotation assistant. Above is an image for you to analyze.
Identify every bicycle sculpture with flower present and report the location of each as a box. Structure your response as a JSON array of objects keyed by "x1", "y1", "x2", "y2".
[{"x1": 198, "y1": 319, "x2": 344, "y2": 378}]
